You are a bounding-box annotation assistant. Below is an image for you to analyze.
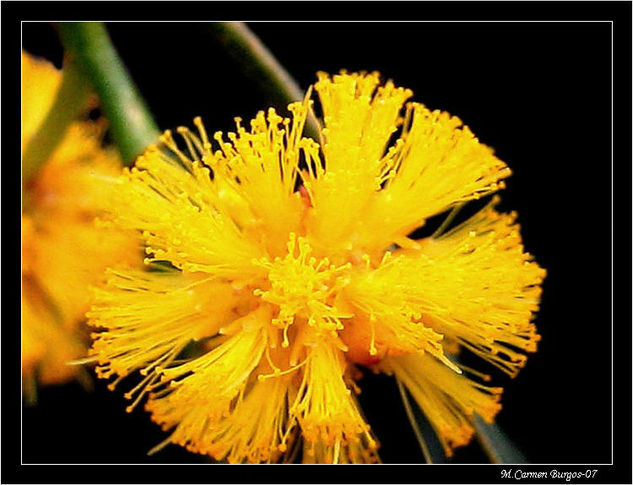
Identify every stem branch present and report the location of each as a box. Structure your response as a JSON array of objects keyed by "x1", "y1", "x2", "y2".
[
  {"x1": 210, "y1": 22, "x2": 320, "y2": 139},
  {"x1": 57, "y1": 22, "x2": 160, "y2": 164}
]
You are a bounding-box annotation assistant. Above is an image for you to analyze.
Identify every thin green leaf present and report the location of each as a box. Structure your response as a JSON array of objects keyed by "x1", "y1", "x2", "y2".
[
  {"x1": 209, "y1": 22, "x2": 320, "y2": 140},
  {"x1": 23, "y1": 375, "x2": 38, "y2": 407},
  {"x1": 396, "y1": 379, "x2": 447, "y2": 463},
  {"x1": 57, "y1": 22, "x2": 160, "y2": 165},
  {"x1": 474, "y1": 414, "x2": 528, "y2": 464}
]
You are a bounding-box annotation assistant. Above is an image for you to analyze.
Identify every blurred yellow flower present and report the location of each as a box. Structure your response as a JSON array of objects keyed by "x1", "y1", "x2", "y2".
[
  {"x1": 88, "y1": 71, "x2": 545, "y2": 463},
  {"x1": 21, "y1": 51, "x2": 139, "y2": 393}
]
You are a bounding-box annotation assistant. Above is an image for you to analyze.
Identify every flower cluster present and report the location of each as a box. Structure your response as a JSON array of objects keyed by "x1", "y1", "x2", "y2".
[
  {"x1": 87, "y1": 71, "x2": 545, "y2": 463},
  {"x1": 21, "y1": 51, "x2": 138, "y2": 393}
]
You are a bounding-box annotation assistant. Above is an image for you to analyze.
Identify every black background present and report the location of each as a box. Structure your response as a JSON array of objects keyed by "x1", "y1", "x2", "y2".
[{"x1": 7, "y1": 1, "x2": 631, "y2": 482}]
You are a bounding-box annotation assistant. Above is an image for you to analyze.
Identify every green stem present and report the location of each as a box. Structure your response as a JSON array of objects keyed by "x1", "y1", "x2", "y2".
[
  {"x1": 474, "y1": 415, "x2": 528, "y2": 464},
  {"x1": 57, "y1": 22, "x2": 160, "y2": 165},
  {"x1": 22, "y1": 56, "x2": 91, "y2": 184},
  {"x1": 397, "y1": 379, "x2": 434, "y2": 463},
  {"x1": 23, "y1": 375, "x2": 38, "y2": 407},
  {"x1": 210, "y1": 22, "x2": 320, "y2": 139}
]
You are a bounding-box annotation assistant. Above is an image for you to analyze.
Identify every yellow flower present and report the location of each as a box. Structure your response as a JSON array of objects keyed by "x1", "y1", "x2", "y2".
[
  {"x1": 21, "y1": 51, "x2": 139, "y2": 391},
  {"x1": 88, "y1": 71, "x2": 545, "y2": 463}
]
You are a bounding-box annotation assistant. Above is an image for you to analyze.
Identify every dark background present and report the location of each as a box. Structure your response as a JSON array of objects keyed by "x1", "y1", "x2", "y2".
[{"x1": 16, "y1": 12, "x2": 625, "y2": 473}]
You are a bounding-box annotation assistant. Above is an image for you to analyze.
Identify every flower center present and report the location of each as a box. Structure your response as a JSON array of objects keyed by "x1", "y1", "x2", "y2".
[{"x1": 253, "y1": 233, "x2": 352, "y2": 347}]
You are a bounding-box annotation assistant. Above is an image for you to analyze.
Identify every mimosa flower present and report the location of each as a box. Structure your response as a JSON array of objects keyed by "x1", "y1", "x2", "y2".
[
  {"x1": 21, "y1": 51, "x2": 139, "y2": 392},
  {"x1": 88, "y1": 71, "x2": 545, "y2": 463}
]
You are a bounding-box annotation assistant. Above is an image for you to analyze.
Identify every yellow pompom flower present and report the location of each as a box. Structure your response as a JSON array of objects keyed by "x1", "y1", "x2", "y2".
[
  {"x1": 88, "y1": 71, "x2": 545, "y2": 463},
  {"x1": 21, "y1": 51, "x2": 139, "y2": 392}
]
